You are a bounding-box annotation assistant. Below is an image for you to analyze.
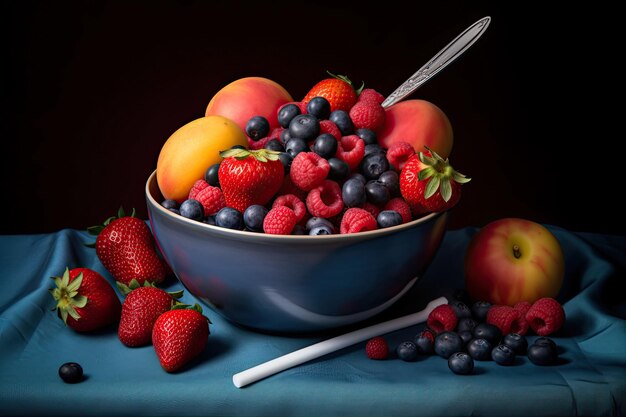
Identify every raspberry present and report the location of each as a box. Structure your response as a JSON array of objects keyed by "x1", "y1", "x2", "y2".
[
  {"x1": 340, "y1": 208, "x2": 377, "y2": 234},
  {"x1": 306, "y1": 180, "x2": 344, "y2": 218},
  {"x1": 486, "y1": 305, "x2": 527, "y2": 335},
  {"x1": 525, "y1": 298, "x2": 565, "y2": 336},
  {"x1": 358, "y1": 88, "x2": 385, "y2": 105},
  {"x1": 188, "y1": 179, "x2": 209, "y2": 200},
  {"x1": 263, "y1": 206, "x2": 297, "y2": 235},
  {"x1": 365, "y1": 336, "x2": 388, "y2": 360},
  {"x1": 248, "y1": 135, "x2": 272, "y2": 150},
  {"x1": 273, "y1": 194, "x2": 306, "y2": 223},
  {"x1": 383, "y1": 198, "x2": 412, "y2": 223},
  {"x1": 349, "y1": 100, "x2": 386, "y2": 132},
  {"x1": 290, "y1": 152, "x2": 330, "y2": 191},
  {"x1": 319, "y1": 120, "x2": 342, "y2": 141},
  {"x1": 335, "y1": 135, "x2": 365, "y2": 171},
  {"x1": 359, "y1": 202, "x2": 381, "y2": 219},
  {"x1": 386, "y1": 141, "x2": 415, "y2": 171},
  {"x1": 195, "y1": 185, "x2": 226, "y2": 216},
  {"x1": 427, "y1": 304, "x2": 458, "y2": 334},
  {"x1": 278, "y1": 175, "x2": 308, "y2": 201},
  {"x1": 513, "y1": 301, "x2": 532, "y2": 335}
]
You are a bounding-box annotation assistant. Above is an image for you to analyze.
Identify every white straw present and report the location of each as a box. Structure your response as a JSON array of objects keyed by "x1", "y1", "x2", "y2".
[{"x1": 232, "y1": 296, "x2": 447, "y2": 388}]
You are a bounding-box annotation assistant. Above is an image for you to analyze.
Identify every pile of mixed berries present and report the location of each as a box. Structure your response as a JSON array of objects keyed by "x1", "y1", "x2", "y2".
[
  {"x1": 160, "y1": 87, "x2": 463, "y2": 235},
  {"x1": 365, "y1": 296, "x2": 566, "y2": 375}
]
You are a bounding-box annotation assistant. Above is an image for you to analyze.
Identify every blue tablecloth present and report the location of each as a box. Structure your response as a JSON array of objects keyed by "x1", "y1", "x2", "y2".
[{"x1": 1, "y1": 225, "x2": 625, "y2": 416}]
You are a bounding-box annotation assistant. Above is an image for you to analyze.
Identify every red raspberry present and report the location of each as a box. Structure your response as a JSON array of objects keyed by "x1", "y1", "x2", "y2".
[
  {"x1": 306, "y1": 180, "x2": 344, "y2": 218},
  {"x1": 486, "y1": 305, "x2": 528, "y2": 335},
  {"x1": 273, "y1": 194, "x2": 306, "y2": 223},
  {"x1": 278, "y1": 175, "x2": 308, "y2": 201},
  {"x1": 188, "y1": 179, "x2": 209, "y2": 200},
  {"x1": 386, "y1": 141, "x2": 415, "y2": 171},
  {"x1": 335, "y1": 135, "x2": 365, "y2": 171},
  {"x1": 263, "y1": 206, "x2": 297, "y2": 235},
  {"x1": 248, "y1": 135, "x2": 273, "y2": 150},
  {"x1": 340, "y1": 208, "x2": 377, "y2": 234},
  {"x1": 358, "y1": 88, "x2": 385, "y2": 105},
  {"x1": 365, "y1": 336, "x2": 388, "y2": 360},
  {"x1": 319, "y1": 120, "x2": 342, "y2": 140},
  {"x1": 195, "y1": 185, "x2": 226, "y2": 216},
  {"x1": 290, "y1": 152, "x2": 330, "y2": 191},
  {"x1": 525, "y1": 298, "x2": 566, "y2": 336},
  {"x1": 383, "y1": 198, "x2": 412, "y2": 223},
  {"x1": 359, "y1": 202, "x2": 381, "y2": 219},
  {"x1": 349, "y1": 100, "x2": 386, "y2": 132},
  {"x1": 513, "y1": 301, "x2": 532, "y2": 334},
  {"x1": 426, "y1": 304, "x2": 458, "y2": 334}
]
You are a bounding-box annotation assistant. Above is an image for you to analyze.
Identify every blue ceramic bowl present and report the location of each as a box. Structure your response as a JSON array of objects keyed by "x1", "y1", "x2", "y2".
[{"x1": 146, "y1": 171, "x2": 448, "y2": 333}]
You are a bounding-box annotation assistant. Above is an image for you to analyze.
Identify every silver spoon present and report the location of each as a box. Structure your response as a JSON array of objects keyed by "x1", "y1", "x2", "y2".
[{"x1": 381, "y1": 16, "x2": 491, "y2": 108}]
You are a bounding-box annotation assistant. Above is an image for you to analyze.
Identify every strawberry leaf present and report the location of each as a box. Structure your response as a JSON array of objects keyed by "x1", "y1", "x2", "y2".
[
  {"x1": 418, "y1": 167, "x2": 435, "y2": 181},
  {"x1": 66, "y1": 272, "x2": 83, "y2": 293},
  {"x1": 440, "y1": 178, "x2": 452, "y2": 202},
  {"x1": 220, "y1": 148, "x2": 250, "y2": 159},
  {"x1": 168, "y1": 290, "x2": 184, "y2": 299},
  {"x1": 424, "y1": 175, "x2": 441, "y2": 199},
  {"x1": 418, "y1": 152, "x2": 437, "y2": 167},
  {"x1": 117, "y1": 207, "x2": 126, "y2": 219},
  {"x1": 254, "y1": 154, "x2": 268, "y2": 163},
  {"x1": 73, "y1": 295, "x2": 88, "y2": 309},
  {"x1": 452, "y1": 171, "x2": 472, "y2": 184}
]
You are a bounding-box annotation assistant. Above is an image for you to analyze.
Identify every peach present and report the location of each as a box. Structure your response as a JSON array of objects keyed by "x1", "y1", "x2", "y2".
[
  {"x1": 378, "y1": 100, "x2": 453, "y2": 159},
  {"x1": 205, "y1": 77, "x2": 293, "y2": 132},
  {"x1": 157, "y1": 116, "x2": 248, "y2": 202}
]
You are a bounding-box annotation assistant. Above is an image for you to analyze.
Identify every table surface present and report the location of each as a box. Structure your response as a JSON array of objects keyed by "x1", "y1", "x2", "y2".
[{"x1": 1, "y1": 225, "x2": 625, "y2": 417}]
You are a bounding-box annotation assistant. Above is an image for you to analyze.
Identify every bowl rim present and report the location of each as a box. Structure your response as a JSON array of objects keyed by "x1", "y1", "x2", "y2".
[{"x1": 146, "y1": 170, "x2": 445, "y2": 243}]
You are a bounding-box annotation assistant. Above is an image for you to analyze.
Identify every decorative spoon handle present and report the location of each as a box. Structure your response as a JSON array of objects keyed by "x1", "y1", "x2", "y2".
[{"x1": 381, "y1": 16, "x2": 491, "y2": 108}]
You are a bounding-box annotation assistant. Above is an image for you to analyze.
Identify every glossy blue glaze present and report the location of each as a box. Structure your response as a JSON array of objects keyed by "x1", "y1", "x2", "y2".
[{"x1": 146, "y1": 171, "x2": 448, "y2": 333}]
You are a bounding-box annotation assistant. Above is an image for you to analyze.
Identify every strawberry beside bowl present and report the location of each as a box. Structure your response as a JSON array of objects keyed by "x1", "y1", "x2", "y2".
[{"x1": 146, "y1": 170, "x2": 448, "y2": 333}]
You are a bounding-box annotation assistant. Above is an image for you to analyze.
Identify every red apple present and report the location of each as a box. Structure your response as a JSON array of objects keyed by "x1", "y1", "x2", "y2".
[
  {"x1": 464, "y1": 218, "x2": 565, "y2": 306},
  {"x1": 378, "y1": 99, "x2": 453, "y2": 159},
  {"x1": 205, "y1": 77, "x2": 293, "y2": 132}
]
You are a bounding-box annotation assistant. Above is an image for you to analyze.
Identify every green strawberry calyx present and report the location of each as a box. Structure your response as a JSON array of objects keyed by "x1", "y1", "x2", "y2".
[
  {"x1": 116, "y1": 278, "x2": 184, "y2": 300},
  {"x1": 219, "y1": 147, "x2": 281, "y2": 162},
  {"x1": 417, "y1": 146, "x2": 471, "y2": 202},
  {"x1": 171, "y1": 303, "x2": 212, "y2": 324},
  {"x1": 326, "y1": 71, "x2": 365, "y2": 95},
  {"x1": 48, "y1": 267, "x2": 87, "y2": 325},
  {"x1": 85, "y1": 206, "x2": 136, "y2": 248}
]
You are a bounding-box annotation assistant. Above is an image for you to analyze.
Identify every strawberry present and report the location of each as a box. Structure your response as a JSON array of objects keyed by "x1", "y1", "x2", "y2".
[
  {"x1": 218, "y1": 148, "x2": 284, "y2": 213},
  {"x1": 399, "y1": 147, "x2": 471, "y2": 216},
  {"x1": 88, "y1": 208, "x2": 171, "y2": 286},
  {"x1": 302, "y1": 72, "x2": 363, "y2": 113},
  {"x1": 49, "y1": 267, "x2": 121, "y2": 332},
  {"x1": 152, "y1": 304, "x2": 210, "y2": 372},
  {"x1": 117, "y1": 279, "x2": 184, "y2": 347}
]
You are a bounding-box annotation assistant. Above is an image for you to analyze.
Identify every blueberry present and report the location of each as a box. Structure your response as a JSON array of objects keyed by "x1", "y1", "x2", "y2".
[
  {"x1": 491, "y1": 343, "x2": 516, "y2": 365},
  {"x1": 179, "y1": 199, "x2": 204, "y2": 221},
  {"x1": 457, "y1": 318, "x2": 478, "y2": 333},
  {"x1": 278, "y1": 103, "x2": 301, "y2": 128},
  {"x1": 449, "y1": 301, "x2": 472, "y2": 320},
  {"x1": 204, "y1": 215, "x2": 216, "y2": 226},
  {"x1": 230, "y1": 144, "x2": 246, "y2": 150},
  {"x1": 361, "y1": 152, "x2": 390, "y2": 180},
  {"x1": 503, "y1": 333, "x2": 528, "y2": 355},
  {"x1": 292, "y1": 224, "x2": 306, "y2": 235},
  {"x1": 396, "y1": 341, "x2": 418, "y2": 362},
  {"x1": 348, "y1": 172, "x2": 367, "y2": 184},
  {"x1": 342, "y1": 178, "x2": 366, "y2": 208},
  {"x1": 280, "y1": 129, "x2": 292, "y2": 145},
  {"x1": 378, "y1": 170, "x2": 400, "y2": 197},
  {"x1": 327, "y1": 157, "x2": 350, "y2": 181},
  {"x1": 434, "y1": 331, "x2": 464, "y2": 359},
  {"x1": 161, "y1": 199, "x2": 179, "y2": 210},
  {"x1": 533, "y1": 337, "x2": 557, "y2": 351},
  {"x1": 458, "y1": 330, "x2": 474, "y2": 346},
  {"x1": 313, "y1": 133, "x2": 338, "y2": 159},
  {"x1": 309, "y1": 225, "x2": 333, "y2": 235},
  {"x1": 285, "y1": 137, "x2": 308, "y2": 158},
  {"x1": 278, "y1": 152, "x2": 293, "y2": 174},
  {"x1": 473, "y1": 323, "x2": 502, "y2": 347},
  {"x1": 355, "y1": 128, "x2": 377, "y2": 145},
  {"x1": 289, "y1": 114, "x2": 320, "y2": 141},
  {"x1": 377, "y1": 210, "x2": 402, "y2": 228},
  {"x1": 414, "y1": 330, "x2": 435, "y2": 355},
  {"x1": 467, "y1": 338, "x2": 492, "y2": 361},
  {"x1": 204, "y1": 163, "x2": 220, "y2": 187},
  {"x1": 471, "y1": 300, "x2": 492, "y2": 322},
  {"x1": 448, "y1": 352, "x2": 474, "y2": 375},
  {"x1": 305, "y1": 217, "x2": 335, "y2": 232},
  {"x1": 246, "y1": 116, "x2": 270, "y2": 141},
  {"x1": 59, "y1": 362, "x2": 83, "y2": 383},
  {"x1": 329, "y1": 110, "x2": 353, "y2": 135},
  {"x1": 306, "y1": 96, "x2": 331, "y2": 120},
  {"x1": 265, "y1": 139, "x2": 285, "y2": 152},
  {"x1": 364, "y1": 143, "x2": 385, "y2": 157},
  {"x1": 365, "y1": 180, "x2": 390, "y2": 206},
  {"x1": 527, "y1": 343, "x2": 557, "y2": 366},
  {"x1": 215, "y1": 207, "x2": 244, "y2": 230},
  {"x1": 243, "y1": 205, "x2": 269, "y2": 232},
  {"x1": 168, "y1": 208, "x2": 180, "y2": 215}
]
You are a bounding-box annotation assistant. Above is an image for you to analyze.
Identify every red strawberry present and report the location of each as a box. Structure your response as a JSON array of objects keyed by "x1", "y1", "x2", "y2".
[
  {"x1": 152, "y1": 304, "x2": 210, "y2": 372},
  {"x1": 525, "y1": 298, "x2": 566, "y2": 336},
  {"x1": 49, "y1": 267, "x2": 121, "y2": 332},
  {"x1": 117, "y1": 280, "x2": 184, "y2": 347},
  {"x1": 88, "y1": 208, "x2": 170, "y2": 286},
  {"x1": 427, "y1": 304, "x2": 458, "y2": 334},
  {"x1": 365, "y1": 336, "x2": 389, "y2": 360},
  {"x1": 399, "y1": 147, "x2": 471, "y2": 216},
  {"x1": 349, "y1": 100, "x2": 386, "y2": 132},
  {"x1": 218, "y1": 148, "x2": 285, "y2": 213},
  {"x1": 302, "y1": 72, "x2": 363, "y2": 113}
]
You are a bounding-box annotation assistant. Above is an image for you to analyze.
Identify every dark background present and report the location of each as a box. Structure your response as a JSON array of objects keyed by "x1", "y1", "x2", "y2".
[{"x1": 2, "y1": 1, "x2": 622, "y2": 235}]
